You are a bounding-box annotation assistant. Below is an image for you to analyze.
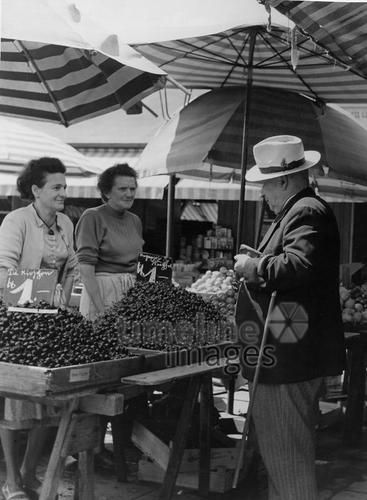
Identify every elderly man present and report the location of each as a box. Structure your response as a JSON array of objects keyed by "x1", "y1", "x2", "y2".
[{"x1": 234, "y1": 135, "x2": 345, "y2": 500}]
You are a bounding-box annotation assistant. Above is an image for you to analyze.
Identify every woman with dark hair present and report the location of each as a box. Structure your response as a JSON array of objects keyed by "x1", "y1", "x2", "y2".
[
  {"x1": 75, "y1": 163, "x2": 144, "y2": 320},
  {"x1": 0, "y1": 157, "x2": 77, "y2": 499},
  {"x1": 75, "y1": 164, "x2": 144, "y2": 469}
]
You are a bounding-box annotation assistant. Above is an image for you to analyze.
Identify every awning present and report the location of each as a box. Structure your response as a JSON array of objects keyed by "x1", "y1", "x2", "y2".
[
  {"x1": 0, "y1": 172, "x2": 168, "y2": 200},
  {"x1": 74, "y1": 144, "x2": 145, "y2": 170},
  {"x1": 175, "y1": 179, "x2": 262, "y2": 201},
  {"x1": 181, "y1": 201, "x2": 218, "y2": 223}
]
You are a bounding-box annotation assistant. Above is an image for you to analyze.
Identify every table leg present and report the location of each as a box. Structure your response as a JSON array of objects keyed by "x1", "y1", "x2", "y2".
[
  {"x1": 158, "y1": 377, "x2": 200, "y2": 500},
  {"x1": 73, "y1": 449, "x2": 95, "y2": 500},
  {"x1": 39, "y1": 399, "x2": 79, "y2": 500},
  {"x1": 199, "y1": 374, "x2": 211, "y2": 497},
  {"x1": 344, "y1": 338, "x2": 366, "y2": 444}
]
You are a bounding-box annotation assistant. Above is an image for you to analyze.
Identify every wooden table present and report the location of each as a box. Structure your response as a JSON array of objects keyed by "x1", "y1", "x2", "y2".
[
  {"x1": 0, "y1": 356, "x2": 145, "y2": 500},
  {"x1": 122, "y1": 359, "x2": 228, "y2": 500}
]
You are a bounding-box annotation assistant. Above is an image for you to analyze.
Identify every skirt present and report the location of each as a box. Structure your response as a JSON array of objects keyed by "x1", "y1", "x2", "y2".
[{"x1": 79, "y1": 272, "x2": 136, "y2": 321}]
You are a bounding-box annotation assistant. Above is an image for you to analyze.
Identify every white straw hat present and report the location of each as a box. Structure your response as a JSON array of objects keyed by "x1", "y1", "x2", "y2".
[{"x1": 246, "y1": 135, "x2": 321, "y2": 182}]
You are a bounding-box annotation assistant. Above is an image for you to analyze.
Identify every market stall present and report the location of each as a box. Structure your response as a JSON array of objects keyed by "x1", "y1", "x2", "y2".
[{"x1": 0, "y1": 268, "x2": 237, "y2": 498}]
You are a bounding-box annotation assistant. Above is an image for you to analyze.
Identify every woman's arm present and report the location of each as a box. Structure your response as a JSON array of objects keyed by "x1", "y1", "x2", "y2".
[{"x1": 79, "y1": 263, "x2": 104, "y2": 314}]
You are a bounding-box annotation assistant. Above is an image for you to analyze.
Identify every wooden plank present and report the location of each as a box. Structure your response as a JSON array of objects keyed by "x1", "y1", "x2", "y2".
[
  {"x1": 47, "y1": 356, "x2": 144, "y2": 395},
  {"x1": 199, "y1": 374, "x2": 211, "y2": 496},
  {"x1": 0, "y1": 416, "x2": 60, "y2": 430},
  {"x1": 61, "y1": 413, "x2": 100, "y2": 457},
  {"x1": 74, "y1": 450, "x2": 95, "y2": 500},
  {"x1": 159, "y1": 377, "x2": 201, "y2": 500},
  {"x1": 39, "y1": 398, "x2": 79, "y2": 500},
  {"x1": 122, "y1": 359, "x2": 227, "y2": 386},
  {"x1": 138, "y1": 459, "x2": 234, "y2": 494},
  {"x1": 79, "y1": 393, "x2": 125, "y2": 416},
  {"x1": 132, "y1": 421, "x2": 171, "y2": 470},
  {"x1": 132, "y1": 421, "x2": 240, "y2": 472},
  {"x1": 129, "y1": 343, "x2": 231, "y2": 373},
  {"x1": 111, "y1": 414, "x2": 129, "y2": 482},
  {"x1": 0, "y1": 356, "x2": 144, "y2": 398},
  {"x1": 0, "y1": 362, "x2": 48, "y2": 398}
]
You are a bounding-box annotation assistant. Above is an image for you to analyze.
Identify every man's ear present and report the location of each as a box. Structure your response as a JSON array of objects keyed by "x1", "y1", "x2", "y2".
[{"x1": 279, "y1": 176, "x2": 288, "y2": 190}]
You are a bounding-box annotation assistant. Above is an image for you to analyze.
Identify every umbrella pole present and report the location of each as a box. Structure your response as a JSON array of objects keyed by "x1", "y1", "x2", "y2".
[
  {"x1": 165, "y1": 174, "x2": 176, "y2": 258},
  {"x1": 236, "y1": 30, "x2": 257, "y2": 252},
  {"x1": 255, "y1": 198, "x2": 266, "y2": 248}
]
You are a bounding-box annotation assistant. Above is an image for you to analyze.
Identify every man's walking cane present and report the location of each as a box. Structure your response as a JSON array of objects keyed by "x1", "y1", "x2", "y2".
[{"x1": 232, "y1": 290, "x2": 277, "y2": 488}]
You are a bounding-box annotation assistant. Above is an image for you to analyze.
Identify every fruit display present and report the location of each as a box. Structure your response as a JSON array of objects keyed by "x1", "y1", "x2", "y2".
[
  {"x1": 0, "y1": 301, "x2": 130, "y2": 367},
  {"x1": 340, "y1": 283, "x2": 367, "y2": 326},
  {"x1": 95, "y1": 281, "x2": 232, "y2": 350},
  {"x1": 187, "y1": 267, "x2": 238, "y2": 321}
]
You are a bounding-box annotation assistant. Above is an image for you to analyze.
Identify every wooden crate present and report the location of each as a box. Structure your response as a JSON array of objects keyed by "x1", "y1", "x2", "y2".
[
  {"x1": 133, "y1": 421, "x2": 248, "y2": 493},
  {"x1": 0, "y1": 355, "x2": 144, "y2": 399},
  {"x1": 138, "y1": 458, "x2": 238, "y2": 493}
]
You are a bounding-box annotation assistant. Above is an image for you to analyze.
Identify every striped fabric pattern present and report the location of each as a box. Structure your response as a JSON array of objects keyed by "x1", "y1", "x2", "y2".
[
  {"x1": 0, "y1": 39, "x2": 165, "y2": 125},
  {"x1": 180, "y1": 201, "x2": 218, "y2": 223},
  {"x1": 0, "y1": 116, "x2": 102, "y2": 175},
  {"x1": 270, "y1": 1, "x2": 367, "y2": 78},
  {"x1": 134, "y1": 24, "x2": 367, "y2": 104},
  {"x1": 137, "y1": 86, "x2": 367, "y2": 186},
  {"x1": 251, "y1": 379, "x2": 323, "y2": 500}
]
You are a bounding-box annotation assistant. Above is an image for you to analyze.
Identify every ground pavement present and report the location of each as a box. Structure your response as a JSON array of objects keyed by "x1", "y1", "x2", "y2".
[{"x1": 0, "y1": 387, "x2": 366, "y2": 499}]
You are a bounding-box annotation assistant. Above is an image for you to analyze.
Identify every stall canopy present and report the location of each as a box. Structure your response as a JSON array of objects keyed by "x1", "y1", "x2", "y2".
[{"x1": 1, "y1": 0, "x2": 166, "y2": 126}]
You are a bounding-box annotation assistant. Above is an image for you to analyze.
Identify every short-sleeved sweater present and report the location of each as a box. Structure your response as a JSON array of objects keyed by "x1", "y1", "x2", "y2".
[{"x1": 75, "y1": 204, "x2": 144, "y2": 274}]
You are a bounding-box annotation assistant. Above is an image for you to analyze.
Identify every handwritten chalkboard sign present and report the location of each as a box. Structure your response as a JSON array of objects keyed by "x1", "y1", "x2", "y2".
[
  {"x1": 4, "y1": 268, "x2": 58, "y2": 307},
  {"x1": 137, "y1": 253, "x2": 173, "y2": 283}
]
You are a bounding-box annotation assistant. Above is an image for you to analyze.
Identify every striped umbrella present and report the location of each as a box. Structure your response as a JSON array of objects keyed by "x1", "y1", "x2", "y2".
[
  {"x1": 0, "y1": 115, "x2": 103, "y2": 175},
  {"x1": 270, "y1": 1, "x2": 367, "y2": 80},
  {"x1": 1, "y1": 0, "x2": 166, "y2": 126},
  {"x1": 136, "y1": 86, "x2": 367, "y2": 186},
  {"x1": 134, "y1": 22, "x2": 367, "y2": 104},
  {"x1": 134, "y1": 18, "x2": 367, "y2": 245}
]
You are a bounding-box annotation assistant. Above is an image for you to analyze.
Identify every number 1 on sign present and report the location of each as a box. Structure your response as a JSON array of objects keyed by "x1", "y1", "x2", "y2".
[{"x1": 10, "y1": 278, "x2": 34, "y2": 304}]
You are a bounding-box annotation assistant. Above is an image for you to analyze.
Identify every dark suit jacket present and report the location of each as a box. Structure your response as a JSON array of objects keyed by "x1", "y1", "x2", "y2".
[{"x1": 236, "y1": 187, "x2": 346, "y2": 384}]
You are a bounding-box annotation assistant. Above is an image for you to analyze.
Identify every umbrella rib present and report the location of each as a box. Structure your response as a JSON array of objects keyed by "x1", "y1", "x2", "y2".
[
  {"x1": 153, "y1": 37, "x2": 248, "y2": 68},
  {"x1": 260, "y1": 34, "x2": 321, "y2": 101},
  {"x1": 82, "y1": 50, "x2": 126, "y2": 109},
  {"x1": 221, "y1": 32, "x2": 253, "y2": 85},
  {"x1": 14, "y1": 40, "x2": 68, "y2": 127}
]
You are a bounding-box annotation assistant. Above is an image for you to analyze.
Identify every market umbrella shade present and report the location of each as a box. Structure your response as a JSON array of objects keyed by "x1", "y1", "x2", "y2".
[
  {"x1": 0, "y1": 115, "x2": 103, "y2": 175},
  {"x1": 136, "y1": 86, "x2": 367, "y2": 187},
  {"x1": 1, "y1": 0, "x2": 166, "y2": 126},
  {"x1": 269, "y1": 1, "x2": 367, "y2": 80},
  {"x1": 134, "y1": 21, "x2": 367, "y2": 104}
]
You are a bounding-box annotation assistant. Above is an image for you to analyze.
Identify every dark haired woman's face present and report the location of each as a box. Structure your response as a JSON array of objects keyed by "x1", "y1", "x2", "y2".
[
  {"x1": 32, "y1": 173, "x2": 67, "y2": 212},
  {"x1": 106, "y1": 175, "x2": 137, "y2": 212}
]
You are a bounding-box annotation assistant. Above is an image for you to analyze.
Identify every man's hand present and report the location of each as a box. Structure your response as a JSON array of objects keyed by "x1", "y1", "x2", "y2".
[
  {"x1": 234, "y1": 254, "x2": 265, "y2": 286},
  {"x1": 233, "y1": 254, "x2": 251, "y2": 276}
]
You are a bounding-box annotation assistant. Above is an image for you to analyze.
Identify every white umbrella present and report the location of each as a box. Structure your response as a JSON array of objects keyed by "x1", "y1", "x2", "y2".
[{"x1": 1, "y1": 0, "x2": 166, "y2": 125}]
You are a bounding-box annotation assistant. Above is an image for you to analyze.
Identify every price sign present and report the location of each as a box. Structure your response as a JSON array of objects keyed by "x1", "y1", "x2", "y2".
[
  {"x1": 4, "y1": 268, "x2": 58, "y2": 307},
  {"x1": 137, "y1": 253, "x2": 173, "y2": 283}
]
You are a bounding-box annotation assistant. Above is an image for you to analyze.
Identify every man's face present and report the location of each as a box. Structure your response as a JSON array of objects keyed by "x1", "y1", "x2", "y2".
[{"x1": 261, "y1": 177, "x2": 285, "y2": 214}]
